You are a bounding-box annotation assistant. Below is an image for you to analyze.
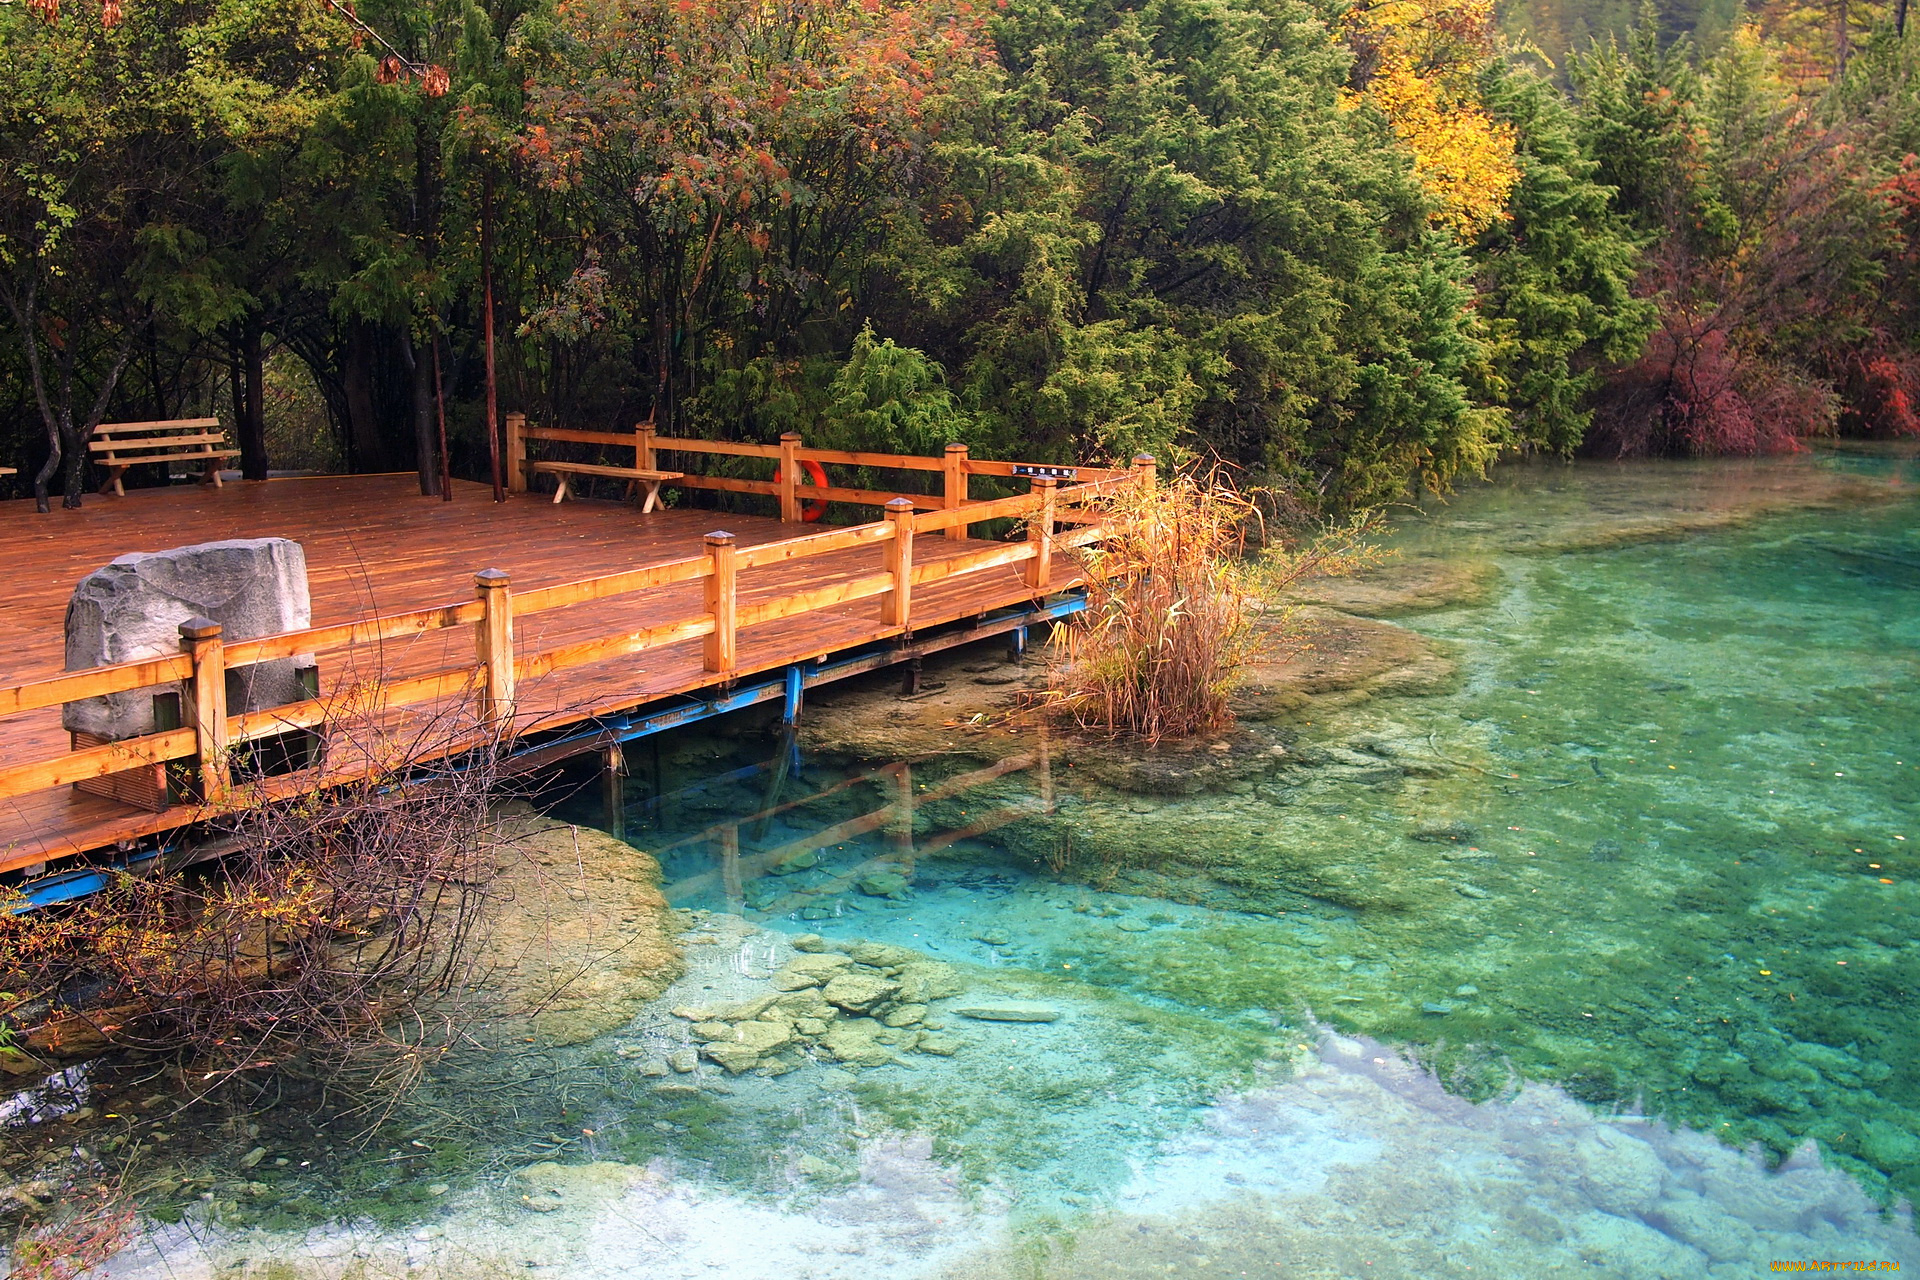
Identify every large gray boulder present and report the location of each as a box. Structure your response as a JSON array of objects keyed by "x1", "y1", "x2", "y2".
[{"x1": 63, "y1": 538, "x2": 313, "y2": 739}]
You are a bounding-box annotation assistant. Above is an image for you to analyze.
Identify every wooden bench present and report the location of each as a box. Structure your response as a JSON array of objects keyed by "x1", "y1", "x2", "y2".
[
  {"x1": 92, "y1": 418, "x2": 240, "y2": 497},
  {"x1": 507, "y1": 416, "x2": 684, "y2": 513}
]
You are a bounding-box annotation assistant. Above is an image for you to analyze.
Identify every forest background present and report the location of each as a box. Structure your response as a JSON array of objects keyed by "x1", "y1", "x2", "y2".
[{"x1": 4, "y1": 0, "x2": 1919, "y2": 515}]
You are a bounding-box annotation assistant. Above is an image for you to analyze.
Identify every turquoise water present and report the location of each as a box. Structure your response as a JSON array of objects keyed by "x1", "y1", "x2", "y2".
[
  {"x1": 607, "y1": 451, "x2": 1920, "y2": 1193},
  {"x1": 64, "y1": 450, "x2": 1920, "y2": 1275}
]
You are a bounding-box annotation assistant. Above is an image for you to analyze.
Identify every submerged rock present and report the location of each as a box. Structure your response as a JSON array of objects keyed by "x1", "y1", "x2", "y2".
[
  {"x1": 819, "y1": 1018, "x2": 899, "y2": 1067},
  {"x1": 784, "y1": 953, "x2": 855, "y2": 977},
  {"x1": 845, "y1": 941, "x2": 923, "y2": 968},
  {"x1": 953, "y1": 1001, "x2": 1062, "y2": 1023},
  {"x1": 856, "y1": 872, "x2": 910, "y2": 898},
  {"x1": 699, "y1": 1019, "x2": 795, "y2": 1073},
  {"x1": 822, "y1": 971, "x2": 901, "y2": 1013},
  {"x1": 895, "y1": 960, "x2": 965, "y2": 1003}
]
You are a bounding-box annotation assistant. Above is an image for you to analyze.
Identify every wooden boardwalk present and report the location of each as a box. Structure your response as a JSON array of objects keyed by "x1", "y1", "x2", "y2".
[{"x1": 0, "y1": 444, "x2": 1134, "y2": 876}]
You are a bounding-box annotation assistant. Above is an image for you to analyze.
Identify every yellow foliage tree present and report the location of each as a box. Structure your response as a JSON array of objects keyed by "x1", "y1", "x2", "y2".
[{"x1": 1341, "y1": 0, "x2": 1522, "y2": 236}]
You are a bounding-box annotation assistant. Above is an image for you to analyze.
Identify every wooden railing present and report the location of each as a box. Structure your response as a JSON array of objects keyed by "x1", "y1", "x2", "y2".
[
  {"x1": 0, "y1": 443, "x2": 1150, "y2": 852},
  {"x1": 505, "y1": 415, "x2": 1136, "y2": 537}
]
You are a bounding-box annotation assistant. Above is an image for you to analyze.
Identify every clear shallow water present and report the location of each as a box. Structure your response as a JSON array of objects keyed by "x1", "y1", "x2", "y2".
[{"x1": 65, "y1": 450, "x2": 1920, "y2": 1274}]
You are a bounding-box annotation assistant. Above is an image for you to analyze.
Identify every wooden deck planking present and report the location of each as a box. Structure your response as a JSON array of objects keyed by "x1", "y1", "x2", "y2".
[{"x1": 0, "y1": 474, "x2": 1069, "y2": 868}]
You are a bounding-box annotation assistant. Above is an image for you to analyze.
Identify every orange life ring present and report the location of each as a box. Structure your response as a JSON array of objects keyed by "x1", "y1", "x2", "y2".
[{"x1": 775, "y1": 458, "x2": 831, "y2": 521}]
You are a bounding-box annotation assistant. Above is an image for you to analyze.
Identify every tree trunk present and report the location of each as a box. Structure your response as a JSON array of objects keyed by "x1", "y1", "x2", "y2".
[
  {"x1": 59, "y1": 417, "x2": 88, "y2": 509},
  {"x1": 406, "y1": 330, "x2": 441, "y2": 496},
  {"x1": 342, "y1": 323, "x2": 383, "y2": 472},
  {"x1": 239, "y1": 322, "x2": 268, "y2": 480}
]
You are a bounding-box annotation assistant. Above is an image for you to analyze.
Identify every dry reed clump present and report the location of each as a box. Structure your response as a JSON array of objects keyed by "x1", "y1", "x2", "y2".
[{"x1": 1046, "y1": 468, "x2": 1375, "y2": 743}]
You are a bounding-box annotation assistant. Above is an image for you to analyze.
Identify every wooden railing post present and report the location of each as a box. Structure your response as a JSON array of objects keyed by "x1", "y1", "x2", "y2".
[
  {"x1": 505, "y1": 413, "x2": 528, "y2": 493},
  {"x1": 636, "y1": 419, "x2": 657, "y2": 472},
  {"x1": 474, "y1": 569, "x2": 516, "y2": 727},
  {"x1": 1026, "y1": 476, "x2": 1058, "y2": 591},
  {"x1": 778, "y1": 432, "x2": 803, "y2": 523},
  {"x1": 1133, "y1": 452, "x2": 1157, "y2": 493},
  {"x1": 882, "y1": 497, "x2": 915, "y2": 627},
  {"x1": 942, "y1": 442, "x2": 968, "y2": 540},
  {"x1": 703, "y1": 531, "x2": 738, "y2": 673},
  {"x1": 179, "y1": 618, "x2": 230, "y2": 805}
]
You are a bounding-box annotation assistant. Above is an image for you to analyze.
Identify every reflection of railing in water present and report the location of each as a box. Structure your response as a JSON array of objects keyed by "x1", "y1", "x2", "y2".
[{"x1": 657, "y1": 734, "x2": 1055, "y2": 917}]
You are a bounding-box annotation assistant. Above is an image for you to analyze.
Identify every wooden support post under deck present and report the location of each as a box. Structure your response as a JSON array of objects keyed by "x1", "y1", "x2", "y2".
[
  {"x1": 505, "y1": 413, "x2": 528, "y2": 494},
  {"x1": 883, "y1": 497, "x2": 915, "y2": 627},
  {"x1": 474, "y1": 569, "x2": 516, "y2": 728},
  {"x1": 704, "y1": 531, "x2": 738, "y2": 674},
  {"x1": 778, "y1": 432, "x2": 802, "y2": 523},
  {"x1": 942, "y1": 442, "x2": 969, "y2": 540},
  {"x1": 180, "y1": 617, "x2": 230, "y2": 805},
  {"x1": 1026, "y1": 476, "x2": 1058, "y2": 592},
  {"x1": 603, "y1": 742, "x2": 626, "y2": 840}
]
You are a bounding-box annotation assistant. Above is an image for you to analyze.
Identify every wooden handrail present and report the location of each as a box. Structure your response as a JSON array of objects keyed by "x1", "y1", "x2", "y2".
[
  {"x1": 0, "y1": 654, "x2": 196, "y2": 719},
  {"x1": 520, "y1": 426, "x2": 644, "y2": 448},
  {"x1": 738, "y1": 571, "x2": 897, "y2": 629},
  {"x1": 652, "y1": 436, "x2": 784, "y2": 460},
  {"x1": 911, "y1": 540, "x2": 1036, "y2": 586},
  {"x1": 793, "y1": 446, "x2": 946, "y2": 473},
  {"x1": 911, "y1": 489, "x2": 1042, "y2": 534},
  {"x1": 0, "y1": 728, "x2": 200, "y2": 799},
  {"x1": 225, "y1": 601, "x2": 485, "y2": 666},
  {"x1": 785, "y1": 484, "x2": 943, "y2": 511},
  {"x1": 226, "y1": 666, "x2": 481, "y2": 745},
  {"x1": 734, "y1": 520, "x2": 895, "y2": 570},
  {"x1": 515, "y1": 555, "x2": 710, "y2": 615},
  {"x1": 670, "y1": 474, "x2": 780, "y2": 498},
  {"x1": 516, "y1": 615, "x2": 716, "y2": 682}
]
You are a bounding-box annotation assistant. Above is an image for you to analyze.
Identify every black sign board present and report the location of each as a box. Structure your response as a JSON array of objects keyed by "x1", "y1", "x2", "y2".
[{"x1": 1011, "y1": 464, "x2": 1078, "y2": 480}]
